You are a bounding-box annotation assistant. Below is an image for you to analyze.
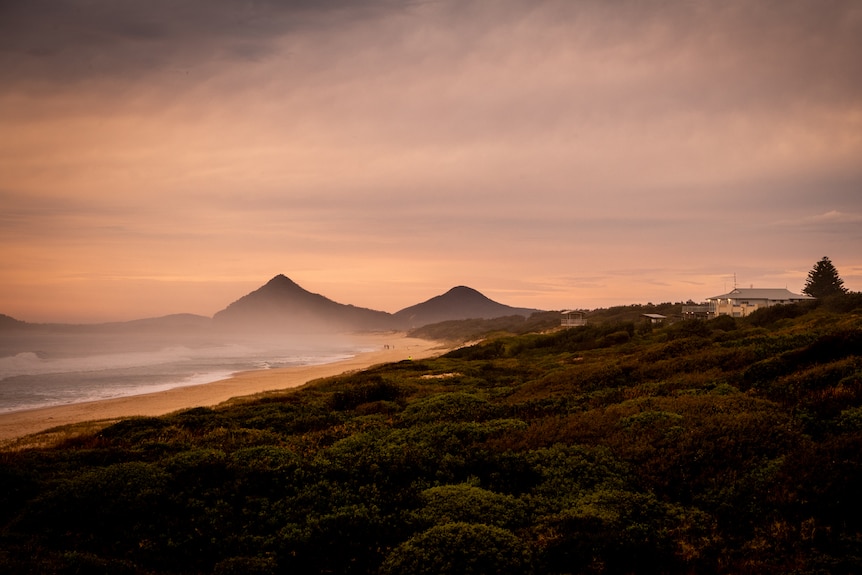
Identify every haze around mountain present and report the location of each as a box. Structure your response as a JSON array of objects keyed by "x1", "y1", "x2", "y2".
[
  {"x1": 1, "y1": 275, "x2": 545, "y2": 345},
  {"x1": 0, "y1": 275, "x2": 541, "y2": 412}
]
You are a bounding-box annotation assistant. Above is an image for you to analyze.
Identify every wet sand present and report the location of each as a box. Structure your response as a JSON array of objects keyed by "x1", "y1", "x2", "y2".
[{"x1": 0, "y1": 333, "x2": 444, "y2": 445}]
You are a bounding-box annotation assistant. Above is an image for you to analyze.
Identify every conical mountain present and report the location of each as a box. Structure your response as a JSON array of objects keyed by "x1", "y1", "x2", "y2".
[
  {"x1": 213, "y1": 275, "x2": 395, "y2": 332},
  {"x1": 393, "y1": 286, "x2": 540, "y2": 328}
]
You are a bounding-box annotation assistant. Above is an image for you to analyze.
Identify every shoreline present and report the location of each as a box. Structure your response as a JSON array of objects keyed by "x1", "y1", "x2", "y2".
[{"x1": 0, "y1": 333, "x2": 445, "y2": 446}]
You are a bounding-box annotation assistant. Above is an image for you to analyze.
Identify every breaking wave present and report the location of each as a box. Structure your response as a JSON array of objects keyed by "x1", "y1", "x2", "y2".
[{"x1": 0, "y1": 341, "x2": 360, "y2": 414}]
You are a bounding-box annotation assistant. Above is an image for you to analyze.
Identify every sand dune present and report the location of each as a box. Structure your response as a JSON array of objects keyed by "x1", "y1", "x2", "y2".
[{"x1": 0, "y1": 333, "x2": 444, "y2": 445}]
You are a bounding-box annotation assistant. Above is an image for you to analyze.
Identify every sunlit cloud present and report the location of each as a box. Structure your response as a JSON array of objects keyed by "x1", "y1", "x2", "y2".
[{"x1": 1, "y1": 0, "x2": 861, "y2": 321}]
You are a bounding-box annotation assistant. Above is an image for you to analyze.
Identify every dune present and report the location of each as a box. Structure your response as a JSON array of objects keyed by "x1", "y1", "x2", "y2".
[{"x1": 0, "y1": 333, "x2": 445, "y2": 446}]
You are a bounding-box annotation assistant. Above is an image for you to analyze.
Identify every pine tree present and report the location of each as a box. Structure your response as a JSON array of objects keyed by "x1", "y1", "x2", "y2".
[{"x1": 803, "y1": 256, "x2": 847, "y2": 298}]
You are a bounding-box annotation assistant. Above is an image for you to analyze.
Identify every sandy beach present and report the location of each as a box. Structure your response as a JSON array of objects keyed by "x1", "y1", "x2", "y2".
[{"x1": 0, "y1": 333, "x2": 445, "y2": 446}]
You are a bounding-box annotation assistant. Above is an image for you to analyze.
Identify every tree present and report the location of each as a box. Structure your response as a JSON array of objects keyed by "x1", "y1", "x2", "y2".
[{"x1": 803, "y1": 256, "x2": 846, "y2": 298}]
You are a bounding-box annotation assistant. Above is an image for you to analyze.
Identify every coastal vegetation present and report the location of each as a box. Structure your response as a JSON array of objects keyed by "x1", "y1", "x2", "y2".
[{"x1": 1, "y1": 293, "x2": 861, "y2": 574}]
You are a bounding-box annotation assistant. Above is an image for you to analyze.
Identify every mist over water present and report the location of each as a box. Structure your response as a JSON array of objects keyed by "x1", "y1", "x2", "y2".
[{"x1": 0, "y1": 325, "x2": 370, "y2": 414}]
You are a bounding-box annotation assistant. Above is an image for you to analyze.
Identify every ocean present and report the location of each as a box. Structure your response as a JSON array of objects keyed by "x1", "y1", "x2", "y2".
[{"x1": 0, "y1": 334, "x2": 370, "y2": 414}]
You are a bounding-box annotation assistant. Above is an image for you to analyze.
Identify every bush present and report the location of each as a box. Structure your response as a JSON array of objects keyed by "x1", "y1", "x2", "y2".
[
  {"x1": 820, "y1": 291, "x2": 862, "y2": 313},
  {"x1": 328, "y1": 377, "x2": 404, "y2": 411},
  {"x1": 535, "y1": 489, "x2": 711, "y2": 573},
  {"x1": 709, "y1": 314, "x2": 737, "y2": 331},
  {"x1": 598, "y1": 330, "x2": 631, "y2": 346},
  {"x1": 98, "y1": 416, "x2": 171, "y2": 443},
  {"x1": 666, "y1": 320, "x2": 711, "y2": 340},
  {"x1": 214, "y1": 556, "x2": 278, "y2": 575},
  {"x1": 380, "y1": 522, "x2": 533, "y2": 575},
  {"x1": 746, "y1": 302, "x2": 813, "y2": 327},
  {"x1": 399, "y1": 392, "x2": 495, "y2": 424},
  {"x1": 415, "y1": 484, "x2": 527, "y2": 528}
]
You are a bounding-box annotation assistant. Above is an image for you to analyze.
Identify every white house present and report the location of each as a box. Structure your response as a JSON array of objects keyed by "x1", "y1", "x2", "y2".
[{"x1": 706, "y1": 288, "x2": 814, "y2": 318}]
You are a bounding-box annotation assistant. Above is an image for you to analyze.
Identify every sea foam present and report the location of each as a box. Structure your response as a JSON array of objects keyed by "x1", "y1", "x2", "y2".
[{"x1": 0, "y1": 340, "x2": 361, "y2": 414}]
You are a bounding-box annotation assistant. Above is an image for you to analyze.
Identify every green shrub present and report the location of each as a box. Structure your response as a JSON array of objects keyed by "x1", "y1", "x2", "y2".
[
  {"x1": 415, "y1": 483, "x2": 528, "y2": 528},
  {"x1": 328, "y1": 377, "x2": 404, "y2": 411},
  {"x1": 380, "y1": 522, "x2": 533, "y2": 575},
  {"x1": 399, "y1": 392, "x2": 495, "y2": 424},
  {"x1": 709, "y1": 314, "x2": 737, "y2": 331},
  {"x1": 213, "y1": 555, "x2": 278, "y2": 575},
  {"x1": 746, "y1": 302, "x2": 814, "y2": 327},
  {"x1": 98, "y1": 416, "x2": 172, "y2": 443}
]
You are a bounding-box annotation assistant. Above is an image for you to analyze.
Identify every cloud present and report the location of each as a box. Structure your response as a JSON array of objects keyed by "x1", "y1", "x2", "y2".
[
  {"x1": 811, "y1": 210, "x2": 862, "y2": 223},
  {"x1": 0, "y1": 0, "x2": 405, "y2": 87},
  {"x1": 771, "y1": 210, "x2": 862, "y2": 228},
  {"x1": 2, "y1": 0, "x2": 862, "y2": 320}
]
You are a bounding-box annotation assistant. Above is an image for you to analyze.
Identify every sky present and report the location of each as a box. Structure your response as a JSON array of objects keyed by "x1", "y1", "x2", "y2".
[{"x1": 2, "y1": 0, "x2": 861, "y2": 323}]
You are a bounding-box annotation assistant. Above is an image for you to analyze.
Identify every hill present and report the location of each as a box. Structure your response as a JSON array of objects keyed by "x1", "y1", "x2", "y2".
[
  {"x1": 99, "y1": 313, "x2": 213, "y2": 332},
  {"x1": 3, "y1": 293, "x2": 861, "y2": 573},
  {"x1": 394, "y1": 285, "x2": 541, "y2": 328},
  {"x1": 212, "y1": 274, "x2": 396, "y2": 332},
  {"x1": 2, "y1": 276, "x2": 544, "y2": 332},
  {"x1": 0, "y1": 313, "x2": 211, "y2": 334},
  {"x1": 0, "y1": 314, "x2": 26, "y2": 330},
  {"x1": 407, "y1": 311, "x2": 562, "y2": 343},
  {"x1": 213, "y1": 276, "x2": 544, "y2": 332},
  {"x1": 0, "y1": 313, "x2": 217, "y2": 358}
]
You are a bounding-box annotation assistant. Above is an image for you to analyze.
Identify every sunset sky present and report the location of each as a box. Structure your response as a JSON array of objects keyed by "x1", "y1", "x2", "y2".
[{"x1": 2, "y1": 0, "x2": 861, "y2": 323}]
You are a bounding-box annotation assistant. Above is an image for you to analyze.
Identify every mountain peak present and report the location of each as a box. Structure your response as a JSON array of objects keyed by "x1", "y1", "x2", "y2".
[
  {"x1": 214, "y1": 275, "x2": 542, "y2": 333},
  {"x1": 212, "y1": 275, "x2": 393, "y2": 333},
  {"x1": 394, "y1": 286, "x2": 539, "y2": 328},
  {"x1": 445, "y1": 286, "x2": 482, "y2": 295},
  {"x1": 263, "y1": 274, "x2": 301, "y2": 289}
]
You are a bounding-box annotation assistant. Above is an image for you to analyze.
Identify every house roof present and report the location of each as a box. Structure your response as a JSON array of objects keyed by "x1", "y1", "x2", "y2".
[
  {"x1": 706, "y1": 288, "x2": 814, "y2": 301},
  {"x1": 642, "y1": 314, "x2": 667, "y2": 319}
]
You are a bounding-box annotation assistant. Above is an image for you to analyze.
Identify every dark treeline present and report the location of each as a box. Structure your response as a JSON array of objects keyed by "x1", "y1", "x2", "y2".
[{"x1": 1, "y1": 293, "x2": 862, "y2": 574}]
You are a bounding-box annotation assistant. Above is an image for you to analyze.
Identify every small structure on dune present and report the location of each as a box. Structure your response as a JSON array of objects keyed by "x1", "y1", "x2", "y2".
[
  {"x1": 642, "y1": 313, "x2": 667, "y2": 325},
  {"x1": 560, "y1": 310, "x2": 586, "y2": 327}
]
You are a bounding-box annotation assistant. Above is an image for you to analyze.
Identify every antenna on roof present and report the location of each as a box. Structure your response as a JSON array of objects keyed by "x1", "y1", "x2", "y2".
[{"x1": 733, "y1": 273, "x2": 737, "y2": 289}]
